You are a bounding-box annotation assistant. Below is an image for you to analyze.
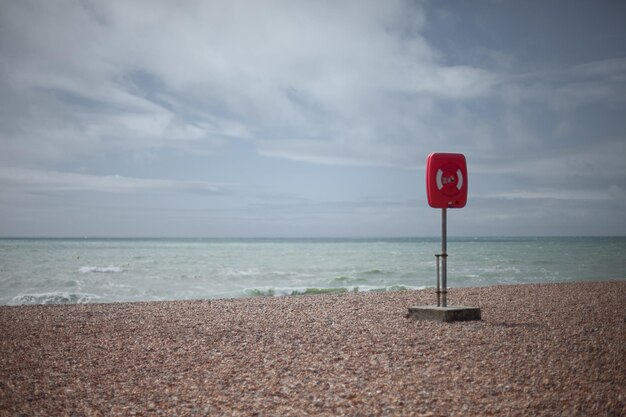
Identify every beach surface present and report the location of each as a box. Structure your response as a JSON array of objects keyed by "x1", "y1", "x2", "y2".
[{"x1": 1, "y1": 281, "x2": 625, "y2": 416}]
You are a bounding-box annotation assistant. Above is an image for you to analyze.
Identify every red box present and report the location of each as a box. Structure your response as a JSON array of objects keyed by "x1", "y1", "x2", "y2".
[{"x1": 426, "y1": 153, "x2": 468, "y2": 208}]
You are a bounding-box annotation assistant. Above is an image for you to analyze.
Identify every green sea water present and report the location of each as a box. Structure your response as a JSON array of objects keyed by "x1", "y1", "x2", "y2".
[{"x1": 1, "y1": 237, "x2": 624, "y2": 305}]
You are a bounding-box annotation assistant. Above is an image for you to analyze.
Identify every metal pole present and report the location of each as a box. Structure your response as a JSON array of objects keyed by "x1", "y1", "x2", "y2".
[
  {"x1": 435, "y1": 254, "x2": 441, "y2": 307},
  {"x1": 441, "y1": 208, "x2": 448, "y2": 307}
]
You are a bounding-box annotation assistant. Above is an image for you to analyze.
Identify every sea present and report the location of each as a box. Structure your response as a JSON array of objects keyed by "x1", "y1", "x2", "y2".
[{"x1": 1, "y1": 237, "x2": 625, "y2": 306}]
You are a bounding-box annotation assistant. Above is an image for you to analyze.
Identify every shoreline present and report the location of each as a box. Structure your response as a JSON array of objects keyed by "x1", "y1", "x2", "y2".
[
  {"x1": 1, "y1": 281, "x2": 625, "y2": 416},
  {"x1": 5, "y1": 279, "x2": 623, "y2": 308}
]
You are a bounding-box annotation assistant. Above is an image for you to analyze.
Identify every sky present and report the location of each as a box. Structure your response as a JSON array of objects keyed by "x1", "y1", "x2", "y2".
[{"x1": 1, "y1": 0, "x2": 625, "y2": 238}]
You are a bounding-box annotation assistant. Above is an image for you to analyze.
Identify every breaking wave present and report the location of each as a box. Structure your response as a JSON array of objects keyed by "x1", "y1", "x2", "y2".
[
  {"x1": 10, "y1": 292, "x2": 102, "y2": 305},
  {"x1": 243, "y1": 285, "x2": 418, "y2": 298},
  {"x1": 79, "y1": 266, "x2": 123, "y2": 274},
  {"x1": 331, "y1": 276, "x2": 368, "y2": 284}
]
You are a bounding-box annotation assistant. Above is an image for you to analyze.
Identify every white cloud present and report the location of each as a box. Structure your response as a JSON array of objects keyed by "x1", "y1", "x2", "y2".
[
  {"x1": 0, "y1": 167, "x2": 229, "y2": 195},
  {"x1": 500, "y1": 58, "x2": 626, "y2": 109},
  {"x1": 480, "y1": 189, "x2": 614, "y2": 202},
  {"x1": 0, "y1": 0, "x2": 502, "y2": 169},
  {"x1": 2, "y1": 0, "x2": 624, "y2": 170}
]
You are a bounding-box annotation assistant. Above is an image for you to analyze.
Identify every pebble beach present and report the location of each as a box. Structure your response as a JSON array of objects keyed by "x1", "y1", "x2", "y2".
[{"x1": 1, "y1": 281, "x2": 625, "y2": 416}]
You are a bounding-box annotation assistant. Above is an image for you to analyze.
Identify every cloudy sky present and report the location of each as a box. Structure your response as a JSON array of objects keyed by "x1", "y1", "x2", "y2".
[{"x1": 1, "y1": 0, "x2": 625, "y2": 237}]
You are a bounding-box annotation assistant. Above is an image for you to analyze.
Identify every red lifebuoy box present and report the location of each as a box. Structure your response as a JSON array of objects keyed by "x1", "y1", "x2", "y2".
[{"x1": 426, "y1": 153, "x2": 468, "y2": 208}]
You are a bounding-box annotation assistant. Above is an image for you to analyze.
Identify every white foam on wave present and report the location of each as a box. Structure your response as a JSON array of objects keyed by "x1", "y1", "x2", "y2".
[
  {"x1": 243, "y1": 284, "x2": 428, "y2": 298},
  {"x1": 79, "y1": 265, "x2": 123, "y2": 274},
  {"x1": 10, "y1": 292, "x2": 102, "y2": 305}
]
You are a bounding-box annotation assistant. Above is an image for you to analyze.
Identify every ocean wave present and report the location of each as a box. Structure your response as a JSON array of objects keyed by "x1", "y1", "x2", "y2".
[
  {"x1": 243, "y1": 287, "x2": 354, "y2": 297},
  {"x1": 331, "y1": 276, "x2": 368, "y2": 284},
  {"x1": 10, "y1": 292, "x2": 102, "y2": 305},
  {"x1": 79, "y1": 265, "x2": 123, "y2": 274},
  {"x1": 362, "y1": 269, "x2": 384, "y2": 275},
  {"x1": 243, "y1": 285, "x2": 421, "y2": 298}
]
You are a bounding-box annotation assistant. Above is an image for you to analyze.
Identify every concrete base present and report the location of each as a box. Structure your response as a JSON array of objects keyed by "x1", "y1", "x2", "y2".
[{"x1": 407, "y1": 306, "x2": 481, "y2": 322}]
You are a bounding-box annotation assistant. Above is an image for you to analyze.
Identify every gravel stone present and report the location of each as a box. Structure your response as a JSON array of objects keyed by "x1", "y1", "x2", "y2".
[{"x1": 1, "y1": 281, "x2": 624, "y2": 416}]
